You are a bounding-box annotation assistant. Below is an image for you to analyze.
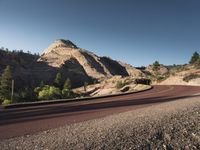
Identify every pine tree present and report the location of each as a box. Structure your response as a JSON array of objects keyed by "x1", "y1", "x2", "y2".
[
  {"x1": 54, "y1": 73, "x2": 62, "y2": 88},
  {"x1": 153, "y1": 61, "x2": 160, "y2": 71},
  {"x1": 189, "y1": 52, "x2": 199, "y2": 64},
  {"x1": 0, "y1": 66, "x2": 12, "y2": 100},
  {"x1": 63, "y1": 78, "x2": 71, "y2": 90}
]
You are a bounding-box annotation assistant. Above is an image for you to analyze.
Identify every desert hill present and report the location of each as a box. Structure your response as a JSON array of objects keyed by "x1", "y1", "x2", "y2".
[
  {"x1": 0, "y1": 39, "x2": 143, "y2": 91},
  {"x1": 157, "y1": 64, "x2": 200, "y2": 86},
  {"x1": 39, "y1": 39, "x2": 143, "y2": 79},
  {"x1": 37, "y1": 39, "x2": 144, "y2": 82},
  {"x1": 142, "y1": 60, "x2": 200, "y2": 86}
]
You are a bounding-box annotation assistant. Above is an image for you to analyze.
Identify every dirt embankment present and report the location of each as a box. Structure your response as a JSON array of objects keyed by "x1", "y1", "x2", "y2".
[
  {"x1": 158, "y1": 67, "x2": 200, "y2": 86},
  {"x1": 1, "y1": 97, "x2": 199, "y2": 150},
  {"x1": 73, "y1": 76, "x2": 151, "y2": 97}
]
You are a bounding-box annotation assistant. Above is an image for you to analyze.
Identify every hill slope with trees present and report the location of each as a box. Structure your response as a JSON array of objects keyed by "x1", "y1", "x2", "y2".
[{"x1": 0, "y1": 39, "x2": 144, "y2": 104}]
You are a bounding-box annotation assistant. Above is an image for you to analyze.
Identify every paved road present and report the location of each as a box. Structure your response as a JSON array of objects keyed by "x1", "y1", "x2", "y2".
[{"x1": 0, "y1": 85, "x2": 200, "y2": 139}]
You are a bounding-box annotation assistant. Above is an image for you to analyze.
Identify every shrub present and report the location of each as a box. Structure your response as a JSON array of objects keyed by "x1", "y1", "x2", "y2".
[
  {"x1": 54, "y1": 73, "x2": 63, "y2": 89},
  {"x1": 34, "y1": 87, "x2": 42, "y2": 94},
  {"x1": 156, "y1": 76, "x2": 165, "y2": 82},
  {"x1": 170, "y1": 65, "x2": 189, "y2": 73},
  {"x1": 37, "y1": 85, "x2": 61, "y2": 100},
  {"x1": 62, "y1": 89, "x2": 78, "y2": 99},
  {"x1": 183, "y1": 74, "x2": 200, "y2": 82},
  {"x1": 63, "y1": 78, "x2": 71, "y2": 90},
  {"x1": 2, "y1": 99, "x2": 12, "y2": 105},
  {"x1": 116, "y1": 81, "x2": 126, "y2": 89}
]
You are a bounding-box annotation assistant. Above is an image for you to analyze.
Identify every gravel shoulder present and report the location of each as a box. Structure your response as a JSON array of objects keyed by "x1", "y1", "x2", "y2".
[{"x1": 0, "y1": 97, "x2": 200, "y2": 150}]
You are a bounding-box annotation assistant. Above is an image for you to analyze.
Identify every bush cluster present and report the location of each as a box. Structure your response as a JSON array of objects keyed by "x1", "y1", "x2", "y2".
[
  {"x1": 116, "y1": 81, "x2": 126, "y2": 89},
  {"x1": 183, "y1": 74, "x2": 200, "y2": 82},
  {"x1": 0, "y1": 67, "x2": 79, "y2": 105},
  {"x1": 34, "y1": 74, "x2": 79, "y2": 101}
]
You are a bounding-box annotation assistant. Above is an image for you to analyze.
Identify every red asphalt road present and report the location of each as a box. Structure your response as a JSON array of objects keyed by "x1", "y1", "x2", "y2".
[{"x1": 0, "y1": 85, "x2": 200, "y2": 139}]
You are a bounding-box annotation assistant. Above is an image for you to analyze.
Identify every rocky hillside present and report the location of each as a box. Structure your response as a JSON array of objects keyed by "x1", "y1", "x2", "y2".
[
  {"x1": 0, "y1": 50, "x2": 39, "y2": 89},
  {"x1": 38, "y1": 39, "x2": 143, "y2": 80},
  {"x1": 158, "y1": 64, "x2": 200, "y2": 86},
  {"x1": 38, "y1": 39, "x2": 142, "y2": 79},
  {"x1": 145, "y1": 64, "x2": 169, "y2": 76},
  {"x1": 0, "y1": 39, "x2": 142, "y2": 90}
]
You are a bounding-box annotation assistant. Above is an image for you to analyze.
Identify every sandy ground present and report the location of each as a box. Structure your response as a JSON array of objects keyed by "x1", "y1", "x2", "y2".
[
  {"x1": 74, "y1": 76, "x2": 151, "y2": 97},
  {"x1": 0, "y1": 97, "x2": 200, "y2": 150},
  {"x1": 157, "y1": 75, "x2": 200, "y2": 86},
  {"x1": 158, "y1": 68, "x2": 200, "y2": 86}
]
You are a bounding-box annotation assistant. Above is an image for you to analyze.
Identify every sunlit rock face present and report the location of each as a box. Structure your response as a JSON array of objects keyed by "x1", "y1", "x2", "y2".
[
  {"x1": 0, "y1": 39, "x2": 142, "y2": 89},
  {"x1": 39, "y1": 39, "x2": 141, "y2": 79}
]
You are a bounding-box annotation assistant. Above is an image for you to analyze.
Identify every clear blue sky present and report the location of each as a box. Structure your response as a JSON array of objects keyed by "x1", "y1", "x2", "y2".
[{"x1": 0, "y1": 0, "x2": 200, "y2": 66}]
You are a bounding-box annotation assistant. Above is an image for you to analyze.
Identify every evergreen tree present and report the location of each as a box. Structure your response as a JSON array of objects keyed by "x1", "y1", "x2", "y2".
[
  {"x1": 37, "y1": 85, "x2": 61, "y2": 100},
  {"x1": 54, "y1": 72, "x2": 62, "y2": 88},
  {"x1": 189, "y1": 52, "x2": 199, "y2": 64},
  {"x1": 39, "y1": 80, "x2": 45, "y2": 88},
  {"x1": 63, "y1": 78, "x2": 71, "y2": 90},
  {"x1": 153, "y1": 61, "x2": 160, "y2": 71},
  {"x1": 0, "y1": 66, "x2": 12, "y2": 100}
]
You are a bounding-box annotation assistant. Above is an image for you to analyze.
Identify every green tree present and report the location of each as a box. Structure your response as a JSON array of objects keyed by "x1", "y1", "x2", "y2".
[
  {"x1": 17, "y1": 87, "x2": 35, "y2": 103},
  {"x1": 0, "y1": 66, "x2": 12, "y2": 102},
  {"x1": 62, "y1": 89, "x2": 75, "y2": 99},
  {"x1": 2, "y1": 99, "x2": 11, "y2": 105},
  {"x1": 34, "y1": 86, "x2": 42, "y2": 95},
  {"x1": 189, "y1": 52, "x2": 199, "y2": 64},
  {"x1": 37, "y1": 85, "x2": 61, "y2": 100},
  {"x1": 63, "y1": 78, "x2": 71, "y2": 90},
  {"x1": 62, "y1": 78, "x2": 79, "y2": 99},
  {"x1": 54, "y1": 73, "x2": 62, "y2": 88},
  {"x1": 153, "y1": 61, "x2": 160, "y2": 71}
]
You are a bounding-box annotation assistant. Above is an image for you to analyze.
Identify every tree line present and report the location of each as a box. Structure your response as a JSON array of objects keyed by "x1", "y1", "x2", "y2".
[{"x1": 0, "y1": 66, "x2": 79, "y2": 105}]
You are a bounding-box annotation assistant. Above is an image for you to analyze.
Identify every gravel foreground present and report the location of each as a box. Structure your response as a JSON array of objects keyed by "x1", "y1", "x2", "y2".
[{"x1": 0, "y1": 97, "x2": 200, "y2": 150}]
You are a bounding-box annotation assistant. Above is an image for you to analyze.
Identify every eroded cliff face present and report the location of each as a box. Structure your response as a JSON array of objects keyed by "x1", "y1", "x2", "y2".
[{"x1": 38, "y1": 39, "x2": 141, "y2": 80}]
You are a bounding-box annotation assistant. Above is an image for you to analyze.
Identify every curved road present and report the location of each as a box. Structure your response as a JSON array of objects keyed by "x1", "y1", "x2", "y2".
[{"x1": 0, "y1": 85, "x2": 200, "y2": 139}]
